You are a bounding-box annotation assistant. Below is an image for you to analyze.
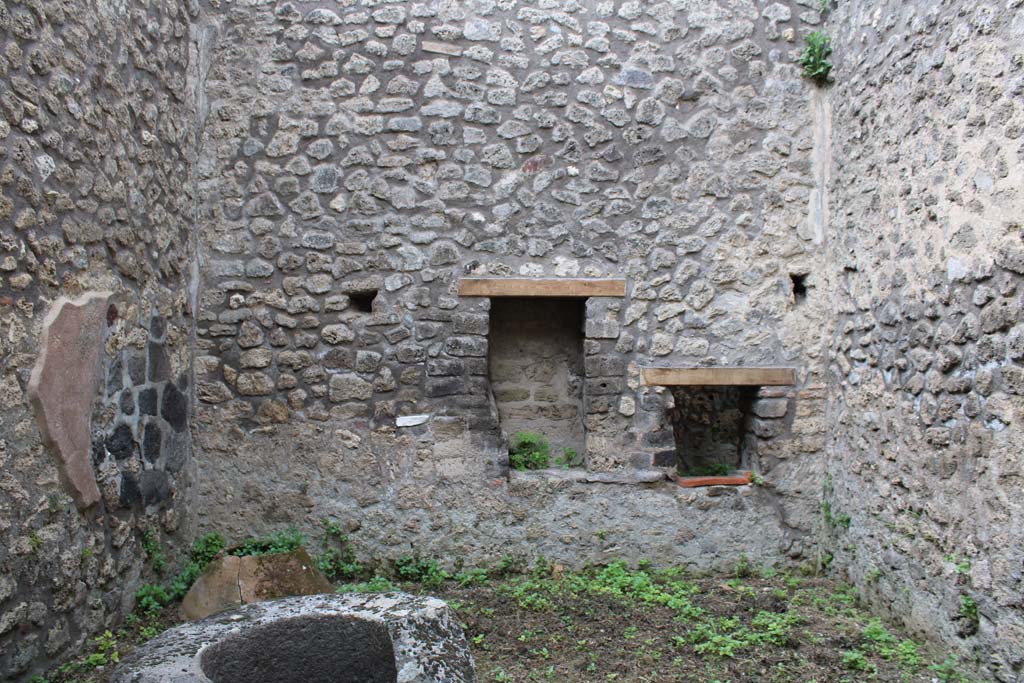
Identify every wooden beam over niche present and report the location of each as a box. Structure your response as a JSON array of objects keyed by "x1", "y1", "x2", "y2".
[
  {"x1": 459, "y1": 278, "x2": 626, "y2": 298},
  {"x1": 641, "y1": 367, "x2": 796, "y2": 387}
]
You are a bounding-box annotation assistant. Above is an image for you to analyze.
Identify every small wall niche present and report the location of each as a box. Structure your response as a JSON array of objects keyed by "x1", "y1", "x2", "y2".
[
  {"x1": 790, "y1": 273, "x2": 808, "y2": 302},
  {"x1": 488, "y1": 298, "x2": 585, "y2": 457},
  {"x1": 669, "y1": 387, "x2": 756, "y2": 476},
  {"x1": 349, "y1": 290, "x2": 377, "y2": 313},
  {"x1": 643, "y1": 367, "x2": 795, "y2": 484}
]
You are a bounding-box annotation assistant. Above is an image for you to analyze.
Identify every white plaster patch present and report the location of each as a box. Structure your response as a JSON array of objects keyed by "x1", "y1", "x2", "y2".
[
  {"x1": 396, "y1": 415, "x2": 430, "y2": 427},
  {"x1": 34, "y1": 155, "x2": 55, "y2": 181},
  {"x1": 946, "y1": 257, "x2": 970, "y2": 281},
  {"x1": 553, "y1": 256, "x2": 579, "y2": 277}
]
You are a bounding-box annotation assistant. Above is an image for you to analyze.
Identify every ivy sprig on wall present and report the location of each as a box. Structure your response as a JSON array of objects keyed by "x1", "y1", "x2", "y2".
[{"x1": 800, "y1": 31, "x2": 834, "y2": 84}]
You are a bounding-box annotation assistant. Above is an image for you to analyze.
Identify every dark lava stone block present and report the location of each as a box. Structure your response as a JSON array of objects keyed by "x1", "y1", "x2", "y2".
[
  {"x1": 120, "y1": 388, "x2": 135, "y2": 415},
  {"x1": 106, "y1": 424, "x2": 135, "y2": 461},
  {"x1": 143, "y1": 422, "x2": 162, "y2": 463},
  {"x1": 120, "y1": 472, "x2": 142, "y2": 508},
  {"x1": 140, "y1": 470, "x2": 172, "y2": 506},
  {"x1": 139, "y1": 387, "x2": 158, "y2": 416},
  {"x1": 148, "y1": 341, "x2": 171, "y2": 383},
  {"x1": 161, "y1": 383, "x2": 187, "y2": 432},
  {"x1": 128, "y1": 353, "x2": 147, "y2": 385},
  {"x1": 150, "y1": 315, "x2": 167, "y2": 340}
]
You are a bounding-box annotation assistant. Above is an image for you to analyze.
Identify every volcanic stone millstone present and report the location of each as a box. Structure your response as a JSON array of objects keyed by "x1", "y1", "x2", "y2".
[
  {"x1": 112, "y1": 593, "x2": 476, "y2": 683},
  {"x1": 201, "y1": 615, "x2": 397, "y2": 683}
]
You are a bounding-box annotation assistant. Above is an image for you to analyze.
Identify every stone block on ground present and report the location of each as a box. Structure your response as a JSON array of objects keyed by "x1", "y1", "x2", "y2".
[{"x1": 180, "y1": 548, "x2": 333, "y2": 620}]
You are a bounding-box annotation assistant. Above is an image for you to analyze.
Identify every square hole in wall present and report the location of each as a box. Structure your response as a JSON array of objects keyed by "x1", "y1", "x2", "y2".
[
  {"x1": 488, "y1": 298, "x2": 585, "y2": 458},
  {"x1": 349, "y1": 290, "x2": 377, "y2": 313},
  {"x1": 669, "y1": 387, "x2": 756, "y2": 476}
]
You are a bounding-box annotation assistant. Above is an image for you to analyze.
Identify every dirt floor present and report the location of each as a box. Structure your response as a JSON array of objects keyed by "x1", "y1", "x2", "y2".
[
  {"x1": 428, "y1": 562, "x2": 972, "y2": 683},
  {"x1": 44, "y1": 559, "x2": 975, "y2": 683}
]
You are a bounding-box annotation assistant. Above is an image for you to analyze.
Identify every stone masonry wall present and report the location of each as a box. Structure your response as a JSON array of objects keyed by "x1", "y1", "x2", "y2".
[
  {"x1": 192, "y1": 0, "x2": 835, "y2": 577},
  {"x1": 0, "y1": 0, "x2": 197, "y2": 679},
  {"x1": 826, "y1": 1, "x2": 1024, "y2": 680}
]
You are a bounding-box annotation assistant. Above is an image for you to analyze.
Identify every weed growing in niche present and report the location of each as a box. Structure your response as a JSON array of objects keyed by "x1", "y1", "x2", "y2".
[
  {"x1": 509, "y1": 431, "x2": 551, "y2": 470},
  {"x1": 800, "y1": 31, "x2": 833, "y2": 84}
]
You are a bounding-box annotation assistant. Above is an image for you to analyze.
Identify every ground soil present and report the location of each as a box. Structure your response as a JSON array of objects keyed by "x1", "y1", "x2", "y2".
[
  {"x1": 46, "y1": 565, "x2": 971, "y2": 683},
  {"x1": 431, "y1": 572, "x2": 959, "y2": 683}
]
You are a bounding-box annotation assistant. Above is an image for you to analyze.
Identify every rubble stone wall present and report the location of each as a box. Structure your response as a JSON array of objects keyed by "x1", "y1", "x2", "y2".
[
  {"x1": 825, "y1": 1, "x2": 1024, "y2": 679},
  {"x1": 0, "y1": 0, "x2": 197, "y2": 679},
  {"x1": 8, "y1": 0, "x2": 1022, "y2": 679},
  {"x1": 191, "y1": 0, "x2": 833, "y2": 580}
]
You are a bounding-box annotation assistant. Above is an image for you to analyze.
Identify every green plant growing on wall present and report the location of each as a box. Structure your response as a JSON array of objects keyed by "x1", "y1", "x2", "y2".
[
  {"x1": 959, "y1": 595, "x2": 979, "y2": 629},
  {"x1": 141, "y1": 529, "x2": 167, "y2": 574},
  {"x1": 799, "y1": 31, "x2": 833, "y2": 84},
  {"x1": 944, "y1": 554, "x2": 972, "y2": 576},
  {"x1": 509, "y1": 431, "x2": 551, "y2": 470},
  {"x1": 555, "y1": 447, "x2": 577, "y2": 468},
  {"x1": 317, "y1": 519, "x2": 363, "y2": 582}
]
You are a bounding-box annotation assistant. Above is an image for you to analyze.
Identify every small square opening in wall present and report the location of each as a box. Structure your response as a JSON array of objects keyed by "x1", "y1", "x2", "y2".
[
  {"x1": 790, "y1": 273, "x2": 808, "y2": 302},
  {"x1": 488, "y1": 298, "x2": 585, "y2": 464},
  {"x1": 349, "y1": 290, "x2": 377, "y2": 313},
  {"x1": 669, "y1": 387, "x2": 756, "y2": 476}
]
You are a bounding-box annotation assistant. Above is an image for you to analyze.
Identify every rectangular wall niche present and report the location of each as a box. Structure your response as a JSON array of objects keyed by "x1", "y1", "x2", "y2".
[
  {"x1": 669, "y1": 387, "x2": 756, "y2": 476},
  {"x1": 488, "y1": 298, "x2": 585, "y2": 456}
]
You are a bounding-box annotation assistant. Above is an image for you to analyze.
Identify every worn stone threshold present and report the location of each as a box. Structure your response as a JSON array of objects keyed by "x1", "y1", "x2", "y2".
[
  {"x1": 641, "y1": 367, "x2": 796, "y2": 386},
  {"x1": 675, "y1": 471, "x2": 754, "y2": 488},
  {"x1": 509, "y1": 468, "x2": 666, "y2": 485}
]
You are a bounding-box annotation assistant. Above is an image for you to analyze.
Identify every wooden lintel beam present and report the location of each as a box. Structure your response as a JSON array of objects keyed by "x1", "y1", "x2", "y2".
[
  {"x1": 641, "y1": 367, "x2": 796, "y2": 387},
  {"x1": 459, "y1": 278, "x2": 626, "y2": 298}
]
